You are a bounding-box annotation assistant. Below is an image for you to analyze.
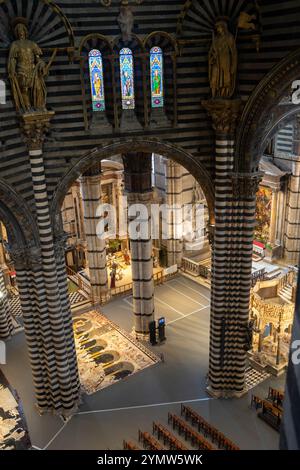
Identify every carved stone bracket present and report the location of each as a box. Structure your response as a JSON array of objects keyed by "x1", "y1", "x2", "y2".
[
  {"x1": 202, "y1": 99, "x2": 243, "y2": 136},
  {"x1": 19, "y1": 111, "x2": 55, "y2": 152},
  {"x1": 231, "y1": 172, "x2": 263, "y2": 199}
]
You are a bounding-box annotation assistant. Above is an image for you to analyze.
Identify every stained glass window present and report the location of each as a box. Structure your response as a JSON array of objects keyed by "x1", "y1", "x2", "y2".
[
  {"x1": 150, "y1": 47, "x2": 164, "y2": 108},
  {"x1": 89, "y1": 49, "x2": 105, "y2": 111},
  {"x1": 119, "y1": 48, "x2": 135, "y2": 110}
]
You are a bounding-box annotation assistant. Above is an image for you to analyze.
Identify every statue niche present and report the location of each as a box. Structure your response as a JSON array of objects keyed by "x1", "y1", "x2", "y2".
[
  {"x1": 8, "y1": 17, "x2": 56, "y2": 113},
  {"x1": 209, "y1": 20, "x2": 237, "y2": 99}
]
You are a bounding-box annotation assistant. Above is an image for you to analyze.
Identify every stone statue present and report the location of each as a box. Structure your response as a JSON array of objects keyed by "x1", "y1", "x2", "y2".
[
  {"x1": 8, "y1": 18, "x2": 56, "y2": 113},
  {"x1": 117, "y1": 1, "x2": 134, "y2": 42},
  {"x1": 209, "y1": 20, "x2": 237, "y2": 99}
]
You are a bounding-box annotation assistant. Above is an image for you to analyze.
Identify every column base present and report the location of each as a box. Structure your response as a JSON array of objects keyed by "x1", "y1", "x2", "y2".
[
  {"x1": 134, "y1": 330, "x2": 150, "y2": 343},
  {"x1": 206, "y1": 385, "x2": 248, "y2": 399},
  {"x1": 36, "y1": 396, "x2": 81, "y2": 419}
]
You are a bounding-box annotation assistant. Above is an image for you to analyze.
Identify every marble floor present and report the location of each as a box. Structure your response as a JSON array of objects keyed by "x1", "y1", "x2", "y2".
[{"x1": 0, "y1": 275, "x2": 285, "y2": 450}]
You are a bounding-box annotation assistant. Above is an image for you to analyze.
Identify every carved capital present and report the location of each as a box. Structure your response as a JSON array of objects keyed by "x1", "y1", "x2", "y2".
[
  {"x1": 202, "y1": 99, "x2": 243, "y2": 136},
  {"x1": 9, "y1": 245, "x2": 42, "y2": 269},
  {"x1": 231, "y1": 172, "x2": 263, "y2": 199},
  {"x1": 19, "y1": 111, "x2": 55, "y2": 151},
  {"x1": 54, "y1": 232, "x2": 68, "y2": 260}
]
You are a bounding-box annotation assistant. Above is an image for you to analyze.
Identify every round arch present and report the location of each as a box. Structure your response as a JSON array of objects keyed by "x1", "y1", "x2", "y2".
[
  {"x1": 50, "y1": 138, "x2": 215, "y2": 236},
  {"x1": 236, "y1": 47, "x2": 300, "y2": 172},
  {"x1": 0, "y1": 179, "x2": 39, "y2": 250}
]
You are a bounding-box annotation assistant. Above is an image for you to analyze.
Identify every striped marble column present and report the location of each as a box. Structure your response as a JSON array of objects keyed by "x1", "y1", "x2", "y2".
[
  {"x1": 166, "y1": 161, "x2": 183, "y2": 268},
  {"x1": 18, "y1": 112, "x2": 80, "y2": 416},
  {"x1": 0, "y1": 269, "x2": 13, "y2": 339},
  {"x1": 80, "y1": 164, "x2": 108, "y2": 303},
  {"x1": 128, "y1": 192, "x2": 155, "y2": 337},
  {"x1": 123, "y1": 152, "x2": 155, "y2": 338},
  {"x1": 203, "y1": 99, "x2": 261, "y2": 397}
]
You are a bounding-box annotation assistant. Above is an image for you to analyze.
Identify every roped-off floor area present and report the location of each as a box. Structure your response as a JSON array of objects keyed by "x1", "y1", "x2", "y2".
[{"x1": 0, "y1": 275, "x2": 284, "y2": 450}]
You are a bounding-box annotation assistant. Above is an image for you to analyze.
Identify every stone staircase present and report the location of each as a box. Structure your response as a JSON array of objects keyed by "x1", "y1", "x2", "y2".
[{"x1": 278, "y1": 284, "x2": 293, "y2": 304}]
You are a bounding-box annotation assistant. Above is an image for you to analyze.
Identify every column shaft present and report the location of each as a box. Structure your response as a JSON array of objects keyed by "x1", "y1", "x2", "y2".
[
  {"x1": 128, "y1": 193, "x2": 155, "y2": 336},
  {"x1": 81, "y1": 173, "x2": 108, "y2": 303},
  {"x1": 166, "y1": 161, "x2": 183, "y2": 268}
]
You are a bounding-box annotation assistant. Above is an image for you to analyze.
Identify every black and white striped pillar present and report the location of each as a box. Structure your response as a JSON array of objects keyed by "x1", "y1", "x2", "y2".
[
  {"x1": 81, "y1": 164, "x2": 108, "y2": 303},
  {"x1": 123, "y1": 152, "x2": 155, "y2": 338},
  {"x1": 166, "y1": 160, "x2": 183, "y2": 268},
  {"x1": 0, "y1": 269, "x2": 13, "y2": 339},
  {"x1": 203, "y1": 99, "x2": 261, "y2": 397},
  {"x1": 18, "y1": 113, "x2": 80, "y2": 416}
]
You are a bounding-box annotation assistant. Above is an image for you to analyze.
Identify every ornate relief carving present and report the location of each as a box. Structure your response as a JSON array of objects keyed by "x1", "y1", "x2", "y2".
[
  {"x1": 231, "y1": 172, "x2": 263, "y2": 199},
  {"x1": 202, "y1": 99, "x2": 243, "y2": 136}
]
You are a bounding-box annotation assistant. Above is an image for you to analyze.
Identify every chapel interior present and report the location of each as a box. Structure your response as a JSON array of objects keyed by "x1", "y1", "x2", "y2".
[{"x1": 0, "y1": 0, "x2": 300, "y2": 451}]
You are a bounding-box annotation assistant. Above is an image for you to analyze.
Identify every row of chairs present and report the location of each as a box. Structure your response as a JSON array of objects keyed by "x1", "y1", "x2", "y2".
[
  {"x1": 153, "y1": 422, "x2": 188, "y2": 450},
  {"x1": 138, "y1": 430, "x2": 164, "y2": 450},
  {"x1": 168, "y1": 413, "x2": 214, "y2": 450},
  {"x1": 123, "y1": 440, "x2": 140, "y2": 450},
  {"x1": 181, "y1": 404, "x2": 239, "y2": 450}
]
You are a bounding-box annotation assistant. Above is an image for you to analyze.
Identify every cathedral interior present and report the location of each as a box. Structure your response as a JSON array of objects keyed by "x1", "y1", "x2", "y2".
[{"x1": 1, "y1": 0, "x2": 300, "y2": 452}]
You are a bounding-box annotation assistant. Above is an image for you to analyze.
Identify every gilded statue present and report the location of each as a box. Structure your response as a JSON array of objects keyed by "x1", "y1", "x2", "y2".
[
  {"x1": 209, "y1": 20, "x2": 237, "y2": 99},
  {"x1": 8, "y1": 18, "x2": 56, "y2": 113}
]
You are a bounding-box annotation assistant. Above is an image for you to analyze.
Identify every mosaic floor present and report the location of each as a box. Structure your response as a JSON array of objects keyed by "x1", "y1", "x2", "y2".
[
  {"x1": 73, "y1": 310, "x2": 160, "y2": 395},
  {"x1": 0, "y1": 370, "x2": 31, "y2": 450}
]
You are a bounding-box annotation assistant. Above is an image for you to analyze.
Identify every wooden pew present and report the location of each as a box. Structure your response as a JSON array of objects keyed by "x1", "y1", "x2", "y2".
[
  {"x1": 153, "y1": 422, "x2": 188, "y2": 450},
  {"x1": 258, "y1": 399, "x2": 282, "y2": 432},
  {"x1": 138, "y1": 430, "x2": 164, "y2": 450},
  {"x1": 168, "y1": 413, "x2": 214, "y2": 450},
  {"x1": 181, "y1": 404, "x2": 240, "y2": 450},
  {"x1": 123, "y1": 440, "x2": 141, "y2": 450}
]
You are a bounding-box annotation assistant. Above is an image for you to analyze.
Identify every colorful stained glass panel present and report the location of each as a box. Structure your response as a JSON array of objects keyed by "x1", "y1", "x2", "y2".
[
  {"x1": 120, "y1": 48, "x2": 135, "y2": 110},
  {"x1": 89, "y1": 49, "x2": 105, "y2": 112},
  {"x1": 150, "y1": 46, "x2": 164, "y2": 108}
]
